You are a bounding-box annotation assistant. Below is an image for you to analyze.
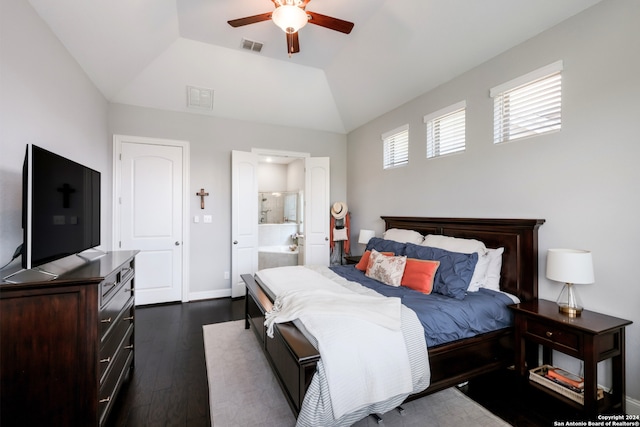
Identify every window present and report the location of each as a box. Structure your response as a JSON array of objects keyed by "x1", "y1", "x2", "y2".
[
  {"x1": 382, "y1": 125, "x2": 409, "y2": 169},
  {"x1": 491, "y1": 61, "x2": 563, "y2": 144},
  {"x1": 424, "y1": 101, "x2": 466, "y2": 158}
]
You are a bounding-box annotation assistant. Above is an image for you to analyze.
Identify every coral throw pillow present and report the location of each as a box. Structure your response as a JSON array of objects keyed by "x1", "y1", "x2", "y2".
[{"x1": 401, "y1": 258, "x2": 440, "y2": 294}]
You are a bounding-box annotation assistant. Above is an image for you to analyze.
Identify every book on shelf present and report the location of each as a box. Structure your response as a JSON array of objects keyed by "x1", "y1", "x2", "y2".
[
  {"x1": 546, "y1": 367, "x2": 584, "y2": 389},
  {"x1": 529, "y1": 365, "x2": 604, "y2": 405},
  {"x1": 544, "y1": 374, "x2": 584, "y2": 393}
]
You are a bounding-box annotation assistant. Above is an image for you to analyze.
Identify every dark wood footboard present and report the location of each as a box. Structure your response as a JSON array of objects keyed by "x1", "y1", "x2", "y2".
[
  {"x1": 243, "y1": 273, "x2": 319, "y2": 415},
  {"x1": 241, "y1": 216, "x2": 544, "y2": 417}
]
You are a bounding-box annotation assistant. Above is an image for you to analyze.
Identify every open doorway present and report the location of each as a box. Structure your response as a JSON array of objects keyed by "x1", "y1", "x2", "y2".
[
  {"x1": 230, "y1": 149, "x2": 330, "y2": 297},
  {"x1": 257, "y1": 154, "x2": 305, "y2": 269}
]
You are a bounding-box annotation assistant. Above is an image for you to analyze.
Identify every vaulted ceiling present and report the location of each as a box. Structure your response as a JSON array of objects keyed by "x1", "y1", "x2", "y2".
[{"x1": 28, "y1": 0, "x2": 601, "y2": 134}]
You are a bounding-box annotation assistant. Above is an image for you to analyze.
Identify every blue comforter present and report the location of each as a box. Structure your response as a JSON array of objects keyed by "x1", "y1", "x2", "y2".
[{"x1": 330, "y1": 265, "x2": 515, "y2": 347}]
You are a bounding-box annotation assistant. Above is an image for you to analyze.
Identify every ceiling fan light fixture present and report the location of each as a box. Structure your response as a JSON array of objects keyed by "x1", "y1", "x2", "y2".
[{"x1": 272, "y1": 5, "x2": 308, "y2": 34}]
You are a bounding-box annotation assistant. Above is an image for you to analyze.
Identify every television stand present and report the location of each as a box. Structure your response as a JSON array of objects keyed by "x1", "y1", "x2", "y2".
[{"x1": 3, "y1": 267, "x2": 57, "y2": 284}]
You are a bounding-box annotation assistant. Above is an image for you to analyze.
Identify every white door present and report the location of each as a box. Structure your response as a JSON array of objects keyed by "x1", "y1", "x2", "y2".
[
  {"x1": 304, "y1": 157, "x2": 330, "y2": 266},
  {"x1": 114, "y1": 136, "x2": 188, "y2": 305},
  {"x1": 231, "y1": 151, "x2": 258, "y2": 298}
]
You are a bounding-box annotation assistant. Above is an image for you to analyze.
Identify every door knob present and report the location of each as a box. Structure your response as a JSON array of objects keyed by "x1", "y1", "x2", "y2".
[
  {"x1": 175, "y1": 241, "x2": 180, "y2": 246},
  {"x1": 233, "y1": 240, "x2": 238, "y2": 244},
  {"x1": 325, "y1": 237, "x2": 329, "y2": 241}
]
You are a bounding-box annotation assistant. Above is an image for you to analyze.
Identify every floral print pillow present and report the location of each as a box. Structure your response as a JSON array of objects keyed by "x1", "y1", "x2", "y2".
[{"x1": 365, "y1": 249, "x2": 407, "y2": 287}]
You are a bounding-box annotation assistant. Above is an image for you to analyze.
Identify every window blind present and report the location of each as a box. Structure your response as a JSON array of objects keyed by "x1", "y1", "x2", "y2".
[
  {"x1": 492, "y1": 61, "x2": 563, "y2": 144},
  {"x1": 382, "y1": 125, "x2": 409, "y2": 169},
  {"x1": 424, "y1": 101, "x2": 466, "y2": 158}
]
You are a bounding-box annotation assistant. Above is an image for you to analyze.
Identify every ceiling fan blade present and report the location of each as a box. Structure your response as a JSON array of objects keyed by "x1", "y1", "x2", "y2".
[
  {"x1": 228, "y1": 12, "x2": 272, "y2": 28},
  {"x1": 286, "y1": 32, "x2": 300, "y2": 56},
  {"x1": 306, "y1": 11, "x2": 354, "y2": 34}
]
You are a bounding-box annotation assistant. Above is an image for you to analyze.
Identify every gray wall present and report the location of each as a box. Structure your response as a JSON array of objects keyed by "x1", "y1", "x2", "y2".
[
  {"x1": 108, "y1": 103, "x2": 347, "y2": 298},
  {"x1": 0, "y1": 0, "x2": 110, "y2": 265},
  {"x1": 347, "y1": 0, "x2": 640, "y2": 403}
]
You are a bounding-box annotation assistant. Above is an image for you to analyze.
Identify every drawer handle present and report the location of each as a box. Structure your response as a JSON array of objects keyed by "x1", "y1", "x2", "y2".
[
  {"x1": 546, "y1": 331, "x2": 553, "y2": 338},
  {"x1": 123, "y1": 316, "x2": 134, "y2": 321},
  {"x1": 125, "y1": 287, "x2": 134, "y2": 293},
  {"x1": 100, "y1": 357, "x2": 111, "y2": 364},
  {"x1": 101, "y1": 317, "x2": 112, "y2": 324},
  {"x1": 104, "y1": 282, "x2": 116, "y2": 289},
  {"x1": 124, "y1": 344, "x2": 134, "y2": 350},
  {"x1": 99, "y1": 396, "x2": 111, "y2": 404}
]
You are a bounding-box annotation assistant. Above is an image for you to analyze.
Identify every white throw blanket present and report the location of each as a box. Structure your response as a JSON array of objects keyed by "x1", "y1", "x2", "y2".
[
  {"x1": 264, "y1": 288, "x2": 402, "y2": 338},
  {"x1": 260, "y1": 266, "x2": 413, "y2": 419},
  {"x1": 258, "y1": 265, "x2": 350, "y2": 295}
]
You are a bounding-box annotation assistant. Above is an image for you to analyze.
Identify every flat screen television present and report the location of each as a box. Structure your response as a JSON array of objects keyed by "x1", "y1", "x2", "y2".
[{"x1": 21, "y1": 144, "x2": 101, "y2": 270}]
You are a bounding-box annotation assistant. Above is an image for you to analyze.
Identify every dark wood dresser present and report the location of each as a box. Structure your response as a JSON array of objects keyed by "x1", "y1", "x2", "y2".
[{"x1": 0, "y1": 251, "x2": 138, "y2": 427}]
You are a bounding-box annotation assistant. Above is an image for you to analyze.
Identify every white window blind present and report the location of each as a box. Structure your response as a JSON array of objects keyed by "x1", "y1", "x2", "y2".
[
  {"x1": 382, "y1": 125, "x2": 409, "y2": 169},
  {"x1": 491, "y1": 61, "x2": 563, "y2": 144},
  {"x1": 424, "y1": 101, "x2": 466, "y2": 159}
]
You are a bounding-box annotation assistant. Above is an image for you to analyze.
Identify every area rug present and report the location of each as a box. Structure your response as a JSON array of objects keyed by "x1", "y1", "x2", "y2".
[{"x1": 203, "y1": 320, "x2": 511, "y2": 427}]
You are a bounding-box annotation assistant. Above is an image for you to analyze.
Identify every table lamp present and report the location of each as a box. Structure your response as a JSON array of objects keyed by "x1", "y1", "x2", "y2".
[
  {"x1": 358, "y1": 229, "x2": 376, "y2": 247},
  {"x1": 546, "y1": 248, "x2": 594, "y2": 317}
]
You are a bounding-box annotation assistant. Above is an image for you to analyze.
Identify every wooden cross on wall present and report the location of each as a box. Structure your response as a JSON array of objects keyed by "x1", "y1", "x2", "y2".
[{"x1": 196, "y1": 188, "x2": 209, "y2": 209}]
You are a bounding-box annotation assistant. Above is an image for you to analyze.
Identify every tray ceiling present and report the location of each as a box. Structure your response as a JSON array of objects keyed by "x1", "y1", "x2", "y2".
[{"x1": 28, "y1": 0, "x2": 602, "y2": 133}]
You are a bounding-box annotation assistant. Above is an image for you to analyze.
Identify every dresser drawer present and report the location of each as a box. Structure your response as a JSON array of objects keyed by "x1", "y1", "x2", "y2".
[
  {"x1": 525, "y1": 318, "x2": 580, "y2": 356},
  {"x1": 99, "y1": 302, "x2": 134, "y2": 383},
  {"x1": 98, "y1": 334, "x2": 134, "y2": 426},
  {"x1": 99, "y1": 278, "x2": 134, "y2": 340},
  {"x1": 101, "y1": 262, "x2": 134, "y2": 304}
]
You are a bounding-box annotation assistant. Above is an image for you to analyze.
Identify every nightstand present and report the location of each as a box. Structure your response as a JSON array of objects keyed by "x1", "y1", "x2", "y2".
[
  {"x1": 510, "y1": 299, "x2": 632, "y2": 416},
  {"x1": 343, "y1": 255, "x2": 362, "y2": 265}
]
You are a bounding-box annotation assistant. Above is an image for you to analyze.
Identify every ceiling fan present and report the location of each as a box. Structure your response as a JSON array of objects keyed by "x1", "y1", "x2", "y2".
[{"x1": 228, "y1": 0, "x2": 354, "y2": 57}]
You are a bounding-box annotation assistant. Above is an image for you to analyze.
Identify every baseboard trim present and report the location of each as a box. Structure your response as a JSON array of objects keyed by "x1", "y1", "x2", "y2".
[
  {"x1": 187, "y1": 289, "x2": 231, "y2": 301},
  {"x1": 627, "y1": 396, "x2": 640, "y2": 415}
]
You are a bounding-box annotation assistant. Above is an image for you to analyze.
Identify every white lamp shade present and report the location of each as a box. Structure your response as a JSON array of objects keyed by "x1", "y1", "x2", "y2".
[
  {"x1": 272, "y1": 5, "x2": 308, "y2": 33},
  {"x1": 358, "y1": 229, "x2": 376, "y2": 245},
  {"x1": 546, "y1": 248, "x2": 595, "y2": 284}
]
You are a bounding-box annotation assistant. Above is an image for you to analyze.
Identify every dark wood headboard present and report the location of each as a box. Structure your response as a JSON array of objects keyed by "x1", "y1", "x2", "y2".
[{"x1": 381, "y1": 217, "x2": 545, "y2": 302}]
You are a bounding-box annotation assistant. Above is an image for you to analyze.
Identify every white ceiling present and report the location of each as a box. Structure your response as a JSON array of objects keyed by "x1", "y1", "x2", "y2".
[{"x1": 28, "y1": 0, "x2": 601, "y2": 134}]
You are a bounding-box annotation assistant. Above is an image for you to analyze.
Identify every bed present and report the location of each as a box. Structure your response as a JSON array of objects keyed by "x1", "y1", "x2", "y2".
[{"x1": 241, "y1": 216, "x2": 544, "y2": 423}]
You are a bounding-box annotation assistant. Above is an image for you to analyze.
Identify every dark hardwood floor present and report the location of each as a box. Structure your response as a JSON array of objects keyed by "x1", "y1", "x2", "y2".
[
  {"x1": 105, "y1": 298, "x2": 245, "y2": 427},
  {"x1": 106, "y1": 297, "x2": 585, "y2": 427}
]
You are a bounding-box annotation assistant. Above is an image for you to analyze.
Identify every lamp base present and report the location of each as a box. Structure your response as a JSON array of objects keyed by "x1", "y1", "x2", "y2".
[
  {"x1": 556, "y1": 282, "x2": 583, "y2": 317},
  {"x1": 558, "y1": 303, "x2": 583, "y2": 317}
]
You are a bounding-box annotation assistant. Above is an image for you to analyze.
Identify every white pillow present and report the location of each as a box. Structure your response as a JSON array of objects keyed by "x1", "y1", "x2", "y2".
[
  {"x1": 481, "y1": 247, "x2": 504, "y2": 291},
  {"x1": 382, "y1": 228, "x2": 424, "y2": 244},
  {"x1": 467, "y1": 252, "x2": 490, "y2": 292},
  {"x1": 365, "y1": 249, "x2": 407, "y2": 287},
  {"x1": 422, "y1": 234, "x2": 488, "y2": 255},
  {"x1": 422, "y1": 234, "x2": 489, "y2": 290}
]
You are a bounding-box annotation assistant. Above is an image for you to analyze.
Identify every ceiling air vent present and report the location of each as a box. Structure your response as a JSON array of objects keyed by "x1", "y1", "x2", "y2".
[
  {"x1": 187, "y1": 86, "x2": 214, "y2": 110},
  {"x1": 241, "y1": 38, "x2": 263, "y2": 53}
]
